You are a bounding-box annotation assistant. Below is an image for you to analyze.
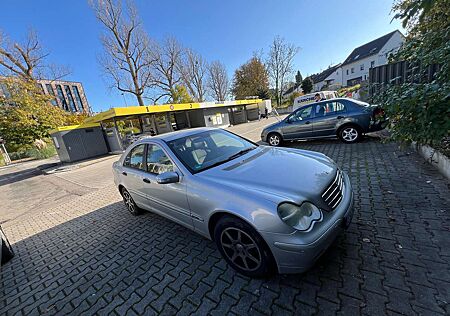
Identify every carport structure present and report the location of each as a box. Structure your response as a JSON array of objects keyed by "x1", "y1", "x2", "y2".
[{"x1": 82, "y1": 99, "x2": 269, "y2": 152}]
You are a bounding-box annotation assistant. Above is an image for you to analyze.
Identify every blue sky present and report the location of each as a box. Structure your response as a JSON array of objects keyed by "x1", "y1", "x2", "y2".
[{"x1": 0, "y1": 0, "x2": 403, "y2": 112}]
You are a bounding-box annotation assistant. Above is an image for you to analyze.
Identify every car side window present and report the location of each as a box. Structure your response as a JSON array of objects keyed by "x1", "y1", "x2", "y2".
[
  {"x1": 123, "y1": 144, "x2": 146, "y2": 170},
  {"x1": 316, "y1": 102, "x2": 346, "y2": 117},
  {"x1": 291, "y1": 106, "x2": 312, "y2": 122},
  {"x1": 146, "y1": 144, "x2": 174, "y2": 175}
]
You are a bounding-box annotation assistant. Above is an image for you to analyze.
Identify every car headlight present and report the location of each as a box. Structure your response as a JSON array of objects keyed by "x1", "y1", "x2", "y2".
[{"x1": 277, "y1": 202, "x2": 322, "y2": 231}]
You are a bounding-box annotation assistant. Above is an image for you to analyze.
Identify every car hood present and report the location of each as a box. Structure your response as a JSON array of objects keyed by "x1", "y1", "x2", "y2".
[
  {"x1": 198, "y1": 146, "x2": 337, "y2": 204},
  {"x1": 263, "y1": 121, "x2": 283, "y2": 131}
]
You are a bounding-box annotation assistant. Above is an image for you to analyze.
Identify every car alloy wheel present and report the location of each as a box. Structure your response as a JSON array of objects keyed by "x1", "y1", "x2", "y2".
[
  {"x1": 268, "y1": 134, "x2": 281, "y2": 146},
  {"x1": 122, "y1": 189, "x2": 140, "y2": 215},
  {"x1": 220, "y1": 227, "x2": 262, "y2": 272},
  {"x1": 341, "y1": 127, "x2": 359, "y2": 143}
]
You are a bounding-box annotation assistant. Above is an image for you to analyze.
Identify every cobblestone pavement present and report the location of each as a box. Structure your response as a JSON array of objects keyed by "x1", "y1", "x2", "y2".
[
  {"x1": 0, "y1": 156, "x2": 117, "y2": 224},
  {"x1": 1, "y1": 137, "x2": 449, "y2": 315}
]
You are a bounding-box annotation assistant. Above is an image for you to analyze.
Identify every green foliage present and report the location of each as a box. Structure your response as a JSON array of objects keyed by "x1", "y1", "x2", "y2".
[
  {"x1": 288, "y1": 91, "x2": 302, "y2": 106},
  {"x1": 232, "y1": 56, "x2": 269, "y2": 99},
  {"x1": 301, "y1": 78, "x2": 313, "y2": 94},
  {"x1": 373, "y1": 0, "x2": 450, "y2": 147},
  {"x1": 7, "y1": 140, "x2": 57, "y2": 161},
  {"x1": 295, "y1": 70, "x2": 303, "y2": 85},
  {"x1": 171, "y1": 85, "x2": 193, "y2": 104},
  {"x1": 0, "y1": 77, "x2": 86, "y2": 152}
]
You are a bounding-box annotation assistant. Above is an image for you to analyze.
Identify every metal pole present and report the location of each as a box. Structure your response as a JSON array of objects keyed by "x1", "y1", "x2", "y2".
[{"x1": 1, "y1": 143, "x2": 11, "y2": 165}]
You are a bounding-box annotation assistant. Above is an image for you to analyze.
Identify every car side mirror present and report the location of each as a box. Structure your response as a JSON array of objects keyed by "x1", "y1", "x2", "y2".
[{"x1": 156, "y1": 171, "x2": 179, "y2": 184}]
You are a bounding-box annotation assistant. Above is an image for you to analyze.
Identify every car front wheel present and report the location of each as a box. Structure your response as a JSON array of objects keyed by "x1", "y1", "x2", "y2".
[
  {"x1": 214, "y1": 216, "x2": 275, "y2": 278},
  {"x1": 267, "y1": 133, "x2": 282, "y2": 146},
  {"x1": 121, "y1": 188, "x2": 142, "y2": 215},
  {"x1": 339, "y1": 126, "x2": 361, "y2": 143}
]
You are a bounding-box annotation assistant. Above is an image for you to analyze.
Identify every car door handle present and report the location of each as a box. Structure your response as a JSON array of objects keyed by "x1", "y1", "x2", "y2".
[
  {"x1": 143, "y1": 178, "x2": 151, "y2": 183},
  {"x1": 305, "y1": 121, "x2": 311, "y2": 124},
  {"x1": 337, "y1": 116, "x2": 345, "y2": 119},
  {"x1": 122, "y1": 171, "x2": 127, "y2": 176}
]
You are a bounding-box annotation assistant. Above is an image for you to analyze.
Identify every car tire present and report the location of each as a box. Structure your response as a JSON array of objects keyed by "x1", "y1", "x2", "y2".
[
  {"x1": 121, "y1": 188, "x2": 142, "y2": 216},
  {"x1": 338, "y1": 125, "x2": 361, "y2": 143},
  {"x1": 1, "y1": 228, "x2": 14, "y2": 265},
  {"x1": 214, "y1": 216, "x2": 275, "y2": 278},
  {"x1": 267, "y1": 133, "x2": 282, "y2": 147}
]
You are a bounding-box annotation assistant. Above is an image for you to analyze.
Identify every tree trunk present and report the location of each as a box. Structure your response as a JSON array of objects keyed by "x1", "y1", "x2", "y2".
[{"x1": 136, "y1": 93, "x2": 145, "y2": 106}]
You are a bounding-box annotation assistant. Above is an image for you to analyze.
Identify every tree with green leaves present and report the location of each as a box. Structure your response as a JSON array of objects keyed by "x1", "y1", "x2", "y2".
[
  {"x1": 301, "y1": 77, "x2": 313, "y2": 94},
  {"x1": 0, "y1": 77, "x2": 86, "y2": 152},
  {"x1": 373, "y1": 0, "x2": 450, "y2": 147},
  {"x1": 232, "y1": 56, "x2": 269, "y2": 99},
  {"x1": 171, "y1": 85, "x2": 193, "y2": 104},
  {"x1": 295, "y1": 71, "x2": 303, "y2": 85}
]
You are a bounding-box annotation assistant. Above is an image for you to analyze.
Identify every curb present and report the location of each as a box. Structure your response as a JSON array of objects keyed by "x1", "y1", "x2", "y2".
[{"x1": 411, "y1": 142, "x2": 450, "y2": 181}]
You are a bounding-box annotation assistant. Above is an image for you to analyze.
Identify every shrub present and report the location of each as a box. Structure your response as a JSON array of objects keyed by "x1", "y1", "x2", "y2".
[{"x1": 372, "y1": 0, "x2": 450, "y2": 147}]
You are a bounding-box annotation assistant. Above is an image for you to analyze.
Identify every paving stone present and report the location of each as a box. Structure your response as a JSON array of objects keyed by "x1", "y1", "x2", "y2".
[{"x1": 1, "y1": 138, "x2": 449, "y2": 316}]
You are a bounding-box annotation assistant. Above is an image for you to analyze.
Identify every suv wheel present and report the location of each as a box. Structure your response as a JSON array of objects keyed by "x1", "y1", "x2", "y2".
[
  {"x1": 121, "y1": 188, "x2": 142, "y2": 215},
  {"x1": 268, "y1": 133, "x2": 282, "y2": 146},
  {"x1": 214, "y1": 216, "x2": 275, "y2": 278},
  {"x1": 339, "y1": 126, "x2": 360, "y2": 143}
]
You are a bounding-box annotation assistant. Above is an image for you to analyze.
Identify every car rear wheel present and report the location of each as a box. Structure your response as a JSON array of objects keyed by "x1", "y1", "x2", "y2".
[
  {"x1": 339, "y1": 126, "x2": 361, "y2": 143},
  {"x1": 121, "y1": 188, "x2": 142, "y2": 216},
  {"x1": 214, "y1": 216, "x2": 275, "y2": 278},
  {"x1": 267, "y1": 133, "x2": 282, "y2": 146},
  {"x1": 1, "y1": 226, "x2": 14, "y2": 265}
]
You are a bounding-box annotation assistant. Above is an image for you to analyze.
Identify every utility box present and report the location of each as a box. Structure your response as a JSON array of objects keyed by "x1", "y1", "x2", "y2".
[{"x1": 50, "y1": 125, "x2": 108, "y2": 163}]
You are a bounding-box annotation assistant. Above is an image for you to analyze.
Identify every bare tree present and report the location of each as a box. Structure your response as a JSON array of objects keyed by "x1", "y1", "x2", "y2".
[
  {"x1": 150, "y1": 37, "x2": 183, "y2": 103},
  {"x1": 91, "y1": 0, "x2": 154, "y2": 106},
  {"x1": 266, "y1": 36, "x2": 299, "y2": 106},
  {"x1": 178, "y1": 48, "x2": 207, "y2": 102},
  {"x1": 0, "y1": 29, "x2": 70, "y2": 81},
  {"x1": 207, "y1": 60, "x2": 229, "y2": 101}
]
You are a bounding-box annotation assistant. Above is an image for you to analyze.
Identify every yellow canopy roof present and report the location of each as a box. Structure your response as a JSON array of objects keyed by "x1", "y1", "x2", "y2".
[
  {"x1": 83, "y1": 99, "x2": 262, "y2": 124},
  {"x1": 49, "y1": 122, "x2": 101, "y2": 134}
]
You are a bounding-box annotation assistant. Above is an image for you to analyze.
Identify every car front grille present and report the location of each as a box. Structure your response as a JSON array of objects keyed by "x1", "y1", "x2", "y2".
[{"x1": 322, "y1": 169, "x2": 344, "y2": 210}]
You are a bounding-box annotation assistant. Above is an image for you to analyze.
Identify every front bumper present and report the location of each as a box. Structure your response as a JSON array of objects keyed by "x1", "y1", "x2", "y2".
[
  {"x1": 261, "y1": 172, "x2": 354, "y2": 274},
  {"x1": 260, "y1": 130, "x2": 268, "y2": 142}
]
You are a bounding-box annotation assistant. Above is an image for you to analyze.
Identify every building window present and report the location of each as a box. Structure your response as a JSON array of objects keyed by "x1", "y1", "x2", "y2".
[
  {"x1": 351, "y1": 67, "x2": 354, "y2": 74},
  {"x1": 55, "y1": 85, "x2": 68, "y2": 111},
  {"x1": 346, "y1": 69, "x2": 349, "y2": 75},
  {"x1": 370, "y1": 61, "x2": 375, "y2": 68},
  {"x1": 360, "y1": 64, "x2": 364, "y2": 71},
  {"x1": 64, "y1": 85, "x2": 77, "y2": 112},
  {"x1": 72, "y1": 86, "x2": 84, "y2": 112},
  {"x1": 45, "y1": 84, "x2": 58, "y2": 107}
]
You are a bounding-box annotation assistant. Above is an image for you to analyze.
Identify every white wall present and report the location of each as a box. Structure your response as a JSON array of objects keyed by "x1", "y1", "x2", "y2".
[
  {"x1": 317, "y1": 31, "x2": 405, "y2": 88},
  {"x1": 340, "y1": 31, "x2": 404, "y2": 86}
]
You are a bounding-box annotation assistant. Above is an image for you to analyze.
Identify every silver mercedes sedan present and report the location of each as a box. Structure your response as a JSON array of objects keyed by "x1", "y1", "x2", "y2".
[{"x1": 113, "y1": 127, "x2": 354, "y2": 277}]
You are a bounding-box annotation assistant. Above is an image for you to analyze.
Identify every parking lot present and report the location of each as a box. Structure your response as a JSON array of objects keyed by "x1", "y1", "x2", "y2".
[{"x1": 1, "y1": 119, "x2": 449, "y2": 315}]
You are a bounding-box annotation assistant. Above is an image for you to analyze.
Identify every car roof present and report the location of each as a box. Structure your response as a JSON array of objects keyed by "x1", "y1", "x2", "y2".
[
  {"x1": 295, "y1": 98, "x2": 353, "y2": 109},
  {"x1": 137, "y1": 127, "x2": 218, "y2": 144}
]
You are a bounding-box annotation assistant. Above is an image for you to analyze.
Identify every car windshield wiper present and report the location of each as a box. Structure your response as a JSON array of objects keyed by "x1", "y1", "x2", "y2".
[
  {"x1": 194, "y1": 147, "x2": 257, "y2": 173},
  {"x1": 226, "y1": 147, "x2": 257, "y2": 161}
]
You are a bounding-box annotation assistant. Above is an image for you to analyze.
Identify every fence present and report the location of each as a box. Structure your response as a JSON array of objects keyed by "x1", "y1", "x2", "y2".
[{"x1": 369, "y1": 61, "x2": 440, "y2": 97}]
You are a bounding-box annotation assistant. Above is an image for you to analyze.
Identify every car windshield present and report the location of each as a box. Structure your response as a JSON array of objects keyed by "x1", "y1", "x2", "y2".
[{"x1": 166, "y1": 129, "x2": 257, "y2": 173}]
